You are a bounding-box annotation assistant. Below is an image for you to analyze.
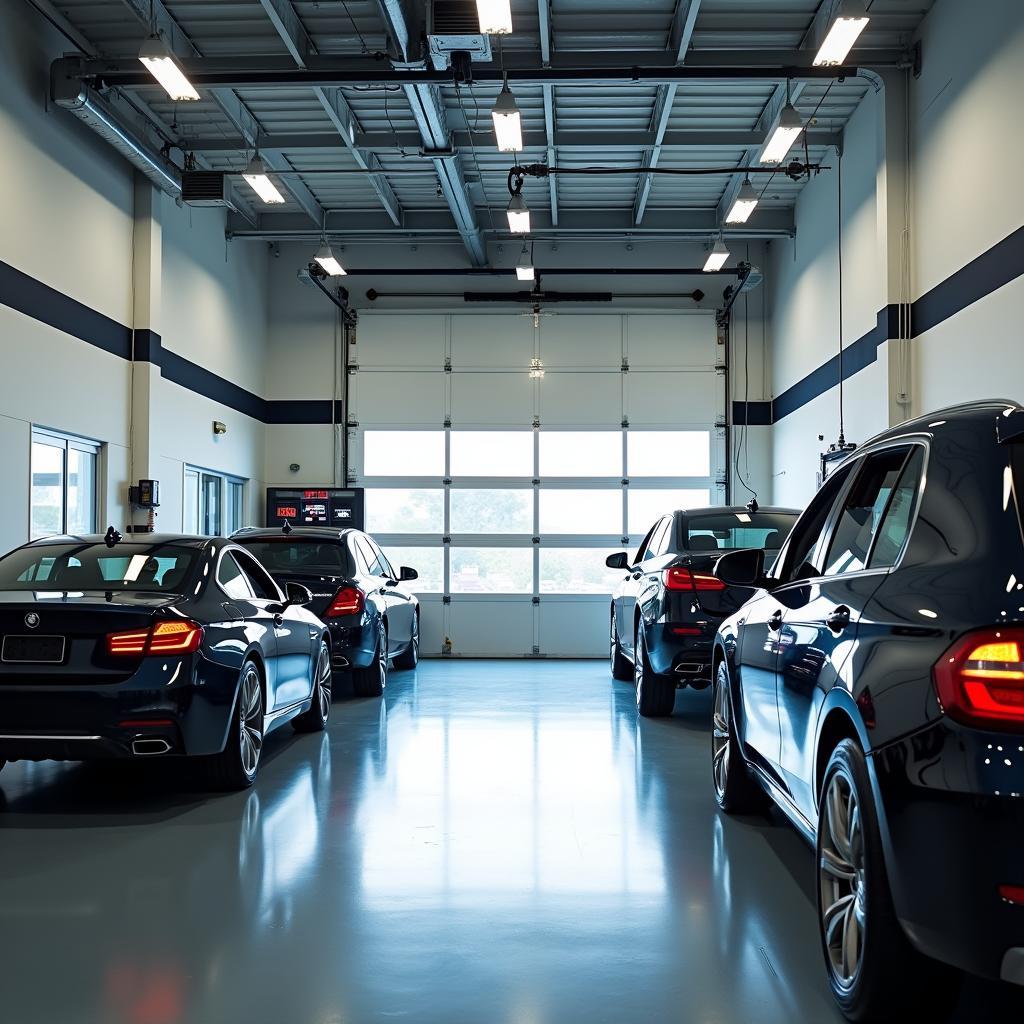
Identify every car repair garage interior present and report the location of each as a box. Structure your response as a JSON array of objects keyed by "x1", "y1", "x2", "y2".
[{"x1": 1, "y1": 0, "x2": 1024, "y2": 1021}]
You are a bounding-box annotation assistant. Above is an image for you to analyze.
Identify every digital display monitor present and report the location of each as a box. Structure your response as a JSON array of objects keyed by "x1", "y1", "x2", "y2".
[{"x1": 265, "y1": 488, "x2": 364, "y2": 531}]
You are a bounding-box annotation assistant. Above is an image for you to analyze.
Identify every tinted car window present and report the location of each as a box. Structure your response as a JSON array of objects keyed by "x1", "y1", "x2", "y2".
[
  {"x1": 356, "y1": 536, "x2": 385, "y2": 576},
  {"x1": 233, "y1": 551, "x2": 281, "y2": 601},
  {"x1": 237, "y1": 539, "x2": 354, "y2": 576},
  {"x1": 684, "y1": 512, "x2": 797, "y2": 555},
  {"x1": 867, "y1": 447, "x2": 924, "y2": 569},
  {"x1": 823, "y1": 448, "x2": 910, "y2": 576},
  {"x1": 633, "y1": 522, "x2": 658, "y2": 565},
  {"x1": 218, "y1": 552, "x2": 255, "y2": 600},
  {"x1": 373, "y1": 543, "x2": 397, "y2": 581},
  {"x1": 777, "y1": 465, "x2": 854, "y2": 584},
  {"x1": 645, "y1": 518, "x2": 671, "y2": 560},
  {"x1": 3, "y1": 543, "x2": 198, "y2": 591}
]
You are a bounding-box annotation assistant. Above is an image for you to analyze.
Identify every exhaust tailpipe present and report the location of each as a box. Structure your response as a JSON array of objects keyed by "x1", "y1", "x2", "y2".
[{"x1": 132, "y1": 738, "x2": 172, "y2": 756}]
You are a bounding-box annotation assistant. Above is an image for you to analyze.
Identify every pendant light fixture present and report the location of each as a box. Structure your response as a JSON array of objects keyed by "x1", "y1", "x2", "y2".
[
  {"x1": 492, "y1": 80, "x2": 523, "y2": 153},
  {"x1": 138, "y1": 34, "x2": 199, "y2": 101},
  {"x1": 507, "y1": 193, "x2": 531, "y2": 234},
  {"x1": 813, "y1": 0, "x2": 870, "y2": 67},
  {"x1": 314, "y1": 242, "x2": 346, "y2": 277},
  {"x1": 242, "y1": 153, "x2": 286, "y2": 205},
  {"x1": 760, "y1": 96, "x2": 803, "y2": 165},
  {"x1": 516, "y1": 244, "x2": 535, "y2": 281},
  {"x1": 725, "y1": 178, "x2": 759, "y2": 224},
  {"x1": 703, "y1": 234, "x2": 730, "y2": 273},
  {"x1": 476, "y1": 0, "x2": 513, "y2": 35}
]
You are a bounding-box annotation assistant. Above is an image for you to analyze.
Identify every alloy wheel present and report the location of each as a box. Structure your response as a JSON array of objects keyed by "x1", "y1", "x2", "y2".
[
  {"x1": 712, "y1": 675, "x2": 731, "y2": 799},
  {"x1": 315, "y1": 645, "x2": 332, "y2": 721},
  {"x1": 819, "y1": 770, "x2": 866, "y2": 989},
  {"x1": 238, "y1": 664, "x2": 264, "y2": 778}
]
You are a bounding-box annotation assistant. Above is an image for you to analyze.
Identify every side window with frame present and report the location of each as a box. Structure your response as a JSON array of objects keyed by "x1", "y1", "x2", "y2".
[
  {"x1": 218, "y1": 551, "x2": 255, "y2": 601},
  {"x1": 373, "y1": 542, "x2": 397, "y2": 581},
  {"x1": 633, "y1": 522, "x2": 658, "y2": 566},
  {"x1": 644, "y1": 518, "x2": 670, "y2": 561},
  {"x1": 776, "y1": 465, "x2": 855, "y2": 584},
  {"x1": 356, "y1": 536, "x2": 384, "y2": 576},
  {"x1": 234, "y1": 550, "x2": 282, "y2": 602},
  {"x1": 867, "y1": 447, "x2": 925, "y2": 569},
  {"x1": 822, "y1": 447, "x2": 912, "y2": 577}
]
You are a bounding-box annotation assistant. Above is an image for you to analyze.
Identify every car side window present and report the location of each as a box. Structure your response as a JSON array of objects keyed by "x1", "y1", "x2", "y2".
[
  {"x1": 867, "y1": 447, "x2": 925, "y2": 569},
  {"x1": 373, "y1": 543, "x2": 397, "y2": 581},
  {"x1": 633, "y1": 523, "x2": 658, "y2": 566},
  {"x1": 777, "y1": 465, "x2": 854, "y2": 584},
  {"x1": 233, "y1": 550, "x2": 283, "y2": 601},
  {"x1": 356, "y1": 536, "x2": 384, "y2": 576},
  {"x1": 645, "y1": 518, "x2": 670, "y2": 561},
  {"x1": 218, "y1": 552, "x2": 255, "y2": 601},
  {"x1": 822, "y1": 448, "x2": 911, "y2": 576}
]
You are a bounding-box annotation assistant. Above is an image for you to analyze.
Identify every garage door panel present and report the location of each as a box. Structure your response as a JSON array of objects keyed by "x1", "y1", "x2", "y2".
[
  {"x1": 359, "y1": 313, "x2": 446, "y2": 368},
  {"x1": 541, "y1": 315, "x2": 621, "y2": 368},
  {"x1": 451, "y1": 373, "x2": 534, "y2": 425},
  {"x1": 451, "y1": 315, "x2": 534, "y2": 369},
  {"x1": 540, "y1": 372, "x2": 621, "y2": 426},
  {"x1": 449, "y1": 601, "x2": 534, "y2": 656},
  {"x1": 355, "y1": 372, "x2": 446, "y2": 425},
  {"x1": 538, "y1": 600, "x2": 609, "y2": 658},
  {"x1": 627, "y1": 314, "x2": 717, "y2": 368},
  {"x1": 625, "y1": 371, "x2": 719, "y2": 426},
  {"x1": 419, "y1": 599, "x2": 446, "y2": 657}
]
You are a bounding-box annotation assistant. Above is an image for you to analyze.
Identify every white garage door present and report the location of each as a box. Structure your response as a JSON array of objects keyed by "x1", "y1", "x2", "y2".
[{"x1": 349, "y1": 311, "x2": 725, "y2": 657}]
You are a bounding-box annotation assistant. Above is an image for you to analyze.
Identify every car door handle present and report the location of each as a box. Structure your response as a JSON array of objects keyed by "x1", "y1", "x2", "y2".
[
  {"x1": 826, "y1": 606, "x2": 851, "y2": 631},
  {"x1": 768, "y1": 610, "x2": 783, "y2": 631},
  {"x1": 632, "y1": 572, "x2": 643, "y2": 580}
]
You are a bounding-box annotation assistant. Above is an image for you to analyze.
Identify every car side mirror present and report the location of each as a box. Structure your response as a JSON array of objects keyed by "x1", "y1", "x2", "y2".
[
  {"x1": 715, "y1": 548, "x2": 766, "y2": 588},
  {"x1": 399, "y1": 566, "x2": 418, "y2": 582},
  {"x1": 285, "y1": 582, "x2": 313, "y2": 607},
  {"x1": 606, "y1": 551, "x2": 629, "y2": 570}
]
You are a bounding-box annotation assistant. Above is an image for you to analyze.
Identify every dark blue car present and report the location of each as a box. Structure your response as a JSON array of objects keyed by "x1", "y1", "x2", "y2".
[{"x1": 0, "y1": 534, "x2": 331, "y2": 789}]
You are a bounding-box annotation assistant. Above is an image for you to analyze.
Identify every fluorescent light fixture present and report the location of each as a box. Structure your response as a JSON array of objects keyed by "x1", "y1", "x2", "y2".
[
  {"x1": 760, "y1": 102, "x2": 803, "y2": 165},
  {"x1": 516, "y1": 245, "x2": 535, "y2": 281},
  {"x1": 813, "y1": 0, "x2": 870, "y2": 66},
  {"x1": 242, "y1": 154, "x2": 286, "y2": 205},
  {"x1": 507, "y1": 194, "x2": 531, "y2": 234},
  {"x1": 138, "y1": 35, "x2": 199, "y2": 101},
  {"x1": 492, "y1": 84, "x2": 523, "y2": 153},
  {"x1": 476, "y1": 0, "x2": 513, "y2": 35},
  {"x1": 529, "y1": 358, "x2": 545, "y2": 380},
  {"x1": 725, "y1": 178, "x2": 759, "y2": 224},
  {"x1": 703, "y1": 236, "x2": 730, "y2": 273},
  {"x1": 314, "y1": 243, "x2": 346, "y2": 277}
]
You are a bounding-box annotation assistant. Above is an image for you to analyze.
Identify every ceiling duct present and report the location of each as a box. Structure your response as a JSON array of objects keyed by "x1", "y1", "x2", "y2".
[
  {"x1": 181, "y1": 171, "x2": 238, "y2": 209},
  {"x1": 427, "y1": 0, "x2": 493, "y2": 71}
]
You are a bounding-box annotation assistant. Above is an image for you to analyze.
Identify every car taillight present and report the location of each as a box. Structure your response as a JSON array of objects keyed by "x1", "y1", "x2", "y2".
[
  {"x1": 107, "y1": 619, "x2": 203, "y2": 657},
  {"x1": 325, "y1": 586, "x2": 365, "y2": 618},
  {"x1": 664, "y1": 567, "x2": 726, "y2": 592},
  {"x1": 933, "y1": 628, "x2": 1024, "y2": 729}
]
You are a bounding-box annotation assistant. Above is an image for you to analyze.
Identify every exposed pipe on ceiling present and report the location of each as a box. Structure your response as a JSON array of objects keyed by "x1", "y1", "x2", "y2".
[{"x1": 291, "y1": 267, "x2": 743, "y2": 278}]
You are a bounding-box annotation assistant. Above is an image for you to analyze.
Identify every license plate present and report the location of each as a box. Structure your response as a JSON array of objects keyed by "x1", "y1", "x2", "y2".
[{"x1": 1, "y1": 635, "x2": 66, "y2": 664}]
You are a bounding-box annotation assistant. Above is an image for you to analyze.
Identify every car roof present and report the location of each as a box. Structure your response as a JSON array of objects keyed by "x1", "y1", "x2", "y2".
[
  {"x1": 22, "y1": 533, "x2": 213, "y2": 549},
  {"x1": 231, "y1": 527, "x2": 356, "y2": 543},
  {"x1": 861, "y1": 399, "x2": 1022, "y2": 447},
  {"x1": 677, "y1": 505, "x2": 800, "y2": 517}
]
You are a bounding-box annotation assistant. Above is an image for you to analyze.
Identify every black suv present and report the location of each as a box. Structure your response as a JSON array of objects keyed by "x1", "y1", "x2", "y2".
[
  {"x1": 712, "y1": 400, "x2": 1024, "y2": 1021},
  {"x1": 233, "y1": 527, "x2": 419, "y2": 697}
]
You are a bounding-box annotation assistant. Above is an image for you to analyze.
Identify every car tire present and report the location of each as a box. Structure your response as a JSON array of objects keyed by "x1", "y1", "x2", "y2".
[
  {"x1": 610, "y1": 611, "x2": 632, "y2": 681},
  {"x1": 817, "y1": 739, "x2": 960, "y2": 1022},
  {"x1": 711, "y1": 661, "x2": 769, "y2": 814},
  {"x1": 393, "y1": 613, "x2": 419, "y2": 670},
  {"x1": 205, "y1": 659, "x2": 264, "y2": 791},
  {"x1": 293, "y1": 641, "x2": 332, "y2": 733},
  {"x1": 352, "y1": 620, "x2": 387, "y2": 698},
  {"x1": 634, "y1": 624, "x2": 675, "y2": 717}
]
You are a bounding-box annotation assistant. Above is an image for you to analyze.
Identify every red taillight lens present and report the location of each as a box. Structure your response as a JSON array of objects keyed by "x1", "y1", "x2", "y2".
[
  {"x1": 664, "y1": 567, "x2": 726, "y2": 592},
  {"x1": 999, "y1": 885, "x2": 1024, "y2": 906},
  {"x1": 933, "y1": 628, "x2": 1024, "y2": 729},
  {"x1": 325, "y1": 586, "x2": 365, "y2": 618},
  {"x1": 107, "y1": 619, "x2": 203, "y2": 657}
]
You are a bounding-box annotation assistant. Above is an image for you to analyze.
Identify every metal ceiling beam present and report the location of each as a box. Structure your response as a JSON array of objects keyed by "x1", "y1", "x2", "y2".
[
  {"x1": 716, "y1": 80, "x2": 807, "y2": 227},
  {"x1": 227, "y1": 207, "x2": 795, "y2": 240},
  {"x1": 635, "y1": 0, "x2": 701, "y2": 225},
  {"x1": 254, "y1": 0, "x2": 402, "y2": 225},
  {"x1": 538, "y1": 0, "x2": 558, "y2": 226},
  {"x1": 182, "y1": 128, "x2": 842, "y2": 154}
]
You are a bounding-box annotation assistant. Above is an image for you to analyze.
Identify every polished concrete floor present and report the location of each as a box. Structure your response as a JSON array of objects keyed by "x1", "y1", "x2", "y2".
[{"x1": 0, "y1": 661, "x2": 1018, "y2": 1023}]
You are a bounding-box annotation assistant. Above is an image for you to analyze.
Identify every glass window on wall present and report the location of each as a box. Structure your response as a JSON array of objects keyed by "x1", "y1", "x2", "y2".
[
  {"x1": 186, "y1": 466, "x2": 246, "y2": 537},
  {"x1": 31, "y1": 429, "x2": 100, "y2": 540}
]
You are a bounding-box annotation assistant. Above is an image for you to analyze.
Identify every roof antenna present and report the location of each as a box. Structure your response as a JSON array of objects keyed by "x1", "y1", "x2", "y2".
[
  {"x1": 746, "y1": 498, "x2": 759, "y2": 513},
  {"x1": 282, "y1": 520, "x2": 293, "y2": 535},
  {"x1": 105, "y1": 526, "x2": 123, "y2": 548}
]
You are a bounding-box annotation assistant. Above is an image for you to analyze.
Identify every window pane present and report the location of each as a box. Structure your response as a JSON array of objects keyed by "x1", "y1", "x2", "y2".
[
  {"x1": 451, "y1": 489, "x2": 533, "y2": 534},
  {"x1": 540, "y1": 549, "x2": 626, "y2": 594},
  {"x1": 451, "y1": 548, "x2": 533, "y2": 593},
  {"x1": 627, "y1": 431, "x2": 710, "y2": 477},
  {"x1": 823, "y1": 449, "x2": 909, "y2": 577},
  {"x1": 539, "y1": 432, "x2": 621, "y2": 477},
  {"x1": 66, "y1": 448, "x2": 96, "y2": 535},
  {"x1": 540, "y1": 490, "x2": 622, "y2": 535},
  {"x1": 450, "y1": 432, "x2": 534, "y2": 477},
  {"x1": 184, "y1": 471, "x2": 199, "y2": 534},
  {"x1": 382, "y1": 546, "x2": 444, "y2": 593},
  {"x1": 31, "y1": 441, "x2": 65, "y2": 539},
  {"x1": 364, "y1": 431, "x2": 445, "y2": 477},
  {"x1": 628, "y1": 489, "x2": 710, "y2": 534},
  {"x1": 226, "y1": 480, "x2": 244, "y2": 534},
  {"x1": 202, "y1": 474, "x2": 222, "y2": 536},
  {"x1": 869, "y1": 449, "x2": 924, "y2": 569},
  {"x1": 365, "y1": 489, "x2": 444, "y2": 534}
]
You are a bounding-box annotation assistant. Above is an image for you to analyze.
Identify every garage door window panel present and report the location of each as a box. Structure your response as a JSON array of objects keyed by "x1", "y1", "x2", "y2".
[
  {"x1": 540, "y1": 490, "x2": 622, "y2": 536},
  {"x1": 628, "y1": 489, "x2": 711, "y2": 535},
  {"x1": 366, "y1": 489, "x2": 445, "y2": 534},
  {"x1": 539, "y1": 432, "x2": 623, "y2": 478},
  {"x1": 451, "y1": 490, "x2": 533, "y2": 535},
  {"x1": 364, "y1": 431, "x2": 446, "y2": 478},
  {"x1": 450, "y1": 432, "x2": 534, "y2": 478},
  {"x1": 540, "y1": 549, "x2": 628, "y2": 594},
  {"x1": 627, "y1": 431, "x2": 711, "y2": 478},
  {"x1": 382, "y1": 547, "x2": 444, "y2": 593},
  {"x1": 451, "y1": 548, "x2": 533, "y2": 594}
]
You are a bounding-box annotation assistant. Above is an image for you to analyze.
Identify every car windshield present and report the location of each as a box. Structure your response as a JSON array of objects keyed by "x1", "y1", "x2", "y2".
[
  {"x1": 0, "y1": 543, "x2": 200, "y2": 592},
  {"x1": 238, "y1": 539, "x2": 355, "y2": 577},
  {"x1": 683, "y1": 512, "x2": 798, "y2": 557}
]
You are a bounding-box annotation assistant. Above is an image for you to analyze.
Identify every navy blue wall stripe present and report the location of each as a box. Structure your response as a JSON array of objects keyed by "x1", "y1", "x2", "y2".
[{"x1": 731, "y1": 401, "x2": 772, "y2": 426}]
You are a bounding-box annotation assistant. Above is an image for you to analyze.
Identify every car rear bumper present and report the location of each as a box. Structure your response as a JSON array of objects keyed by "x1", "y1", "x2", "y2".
[
  {"x1": 872, "y1": 720, "x2": 1024, "y2": 981},
  {"x1": 0, "y1": 653, "x2": 239, "y2": 761},
  {"x1": 325, "y1": 619, "x2": 378, "y2": 670},
  {"x1": 645, "y1": 623, "x2": 716, "y2": 685}
]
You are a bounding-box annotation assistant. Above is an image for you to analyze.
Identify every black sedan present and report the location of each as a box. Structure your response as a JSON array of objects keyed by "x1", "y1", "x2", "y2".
[
  {"x1": 232, "y1": 526, "x2": 419, "y2": 697},
  {"x1": 606, "y1": 505, "x2": 798, "y2": 717},
  {"x1": 0, "y1": 533, "x2": 331, "y2": 789},
  {"x1": 712, "y1": 400, "x2": 1024, "y2": 1021}
]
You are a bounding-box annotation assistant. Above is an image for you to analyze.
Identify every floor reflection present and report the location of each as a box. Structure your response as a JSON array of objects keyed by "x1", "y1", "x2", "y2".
[{"x1": 0, "y1": 661, "x2": 1018, "y2": 1022}]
